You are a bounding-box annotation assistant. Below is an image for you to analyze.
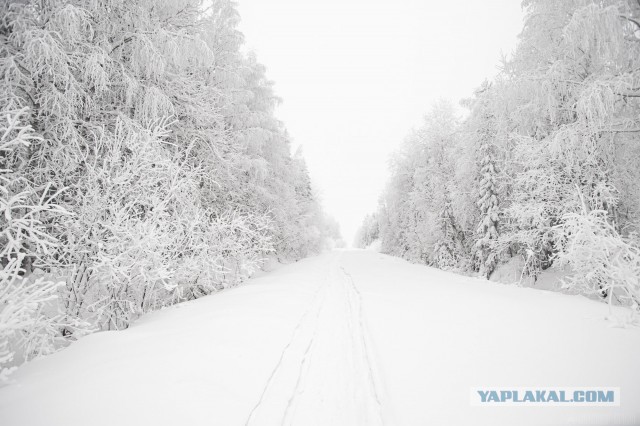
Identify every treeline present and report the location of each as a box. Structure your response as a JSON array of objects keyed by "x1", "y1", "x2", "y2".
[
  {"x1": 356, "y1": 0, "x2": 640, "y2": 310},
  {"x1": 0, "y1": 0, "x2": 339, "y2": 379}
]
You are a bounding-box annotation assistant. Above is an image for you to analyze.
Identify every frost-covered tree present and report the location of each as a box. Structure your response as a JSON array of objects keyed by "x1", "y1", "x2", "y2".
[
  {"x1": 466, "y1": 83, "x2": 502, "y2": 278},
  {"x1": 353, "y1": 213, "x2": 379, "y2": 248},
  {"x1": 498, "y1": 0, "x2": 640, "y2": 284},
  {"x1": 375, "y1": 101, "x2": 467, "y2": 269}
]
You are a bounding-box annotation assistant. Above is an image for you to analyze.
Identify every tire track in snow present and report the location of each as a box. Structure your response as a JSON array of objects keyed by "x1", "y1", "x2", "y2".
[
  {"x1": 281, "y1": 256, "x2": 385, "y2": 426},
  {"x1": 340, "y1": 266, "x2": 385, "y2": 424},
  {"x1": 246, "y1": 252, "x2": 385, "y2": 426},
  {"x1": 245, "y1": 256, "x2": 332, "y2": 426},
  {"x1": 280, "y1": 302, "x2": 323, "y2": 425}
]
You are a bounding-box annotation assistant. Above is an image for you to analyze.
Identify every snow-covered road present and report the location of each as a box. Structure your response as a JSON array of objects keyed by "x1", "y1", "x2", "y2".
[
  {"x1": 246, "y1": 254, "x2": 383, "y2": 426},
  {"x1": 1, "y1": 250, "x2": 639, "y2": 426}
]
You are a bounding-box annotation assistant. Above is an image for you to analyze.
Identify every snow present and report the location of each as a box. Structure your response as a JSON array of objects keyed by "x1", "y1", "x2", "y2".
[
  {"x1": 1, "y1": 250, "x2": 638, "y2": 426},
  {"x1": 490, "y1": 255, "x2": 571, "y2": 292}
]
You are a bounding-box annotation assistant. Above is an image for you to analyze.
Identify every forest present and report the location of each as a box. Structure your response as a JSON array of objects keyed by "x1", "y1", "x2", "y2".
[
  {"x1": 0, "y1": 0, "x2": 341, "y2": 380},
  {"x1": 355, "y1": 0, "x2": 640, "y2": 311}
]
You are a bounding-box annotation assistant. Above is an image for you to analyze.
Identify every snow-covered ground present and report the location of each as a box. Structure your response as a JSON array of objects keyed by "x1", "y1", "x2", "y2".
[{"x1": 0, "y1": 250, "x2": 638, "y2": 426}]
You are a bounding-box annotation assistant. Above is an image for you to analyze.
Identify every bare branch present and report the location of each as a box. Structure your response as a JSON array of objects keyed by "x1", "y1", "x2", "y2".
[
  {"x1": 109, "y1": 36, "x2": 134, "y2": 54},
  {"x1": 619, "y1": 15, "x2": 640, "y2": 29},
  {"x1": 612, "y1": 90, "x2": 640, "y2": 98}
]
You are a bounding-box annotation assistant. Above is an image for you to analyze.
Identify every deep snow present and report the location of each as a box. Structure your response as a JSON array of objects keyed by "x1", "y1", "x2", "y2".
[{"x1": 0, "y1": 250, "x2": 638, "y2": 426}]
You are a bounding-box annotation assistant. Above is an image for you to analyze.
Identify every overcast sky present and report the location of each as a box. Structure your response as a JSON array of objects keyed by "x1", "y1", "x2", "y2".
[{"x1": 236, "y1": 0, "x2": 524, "y2": 246}]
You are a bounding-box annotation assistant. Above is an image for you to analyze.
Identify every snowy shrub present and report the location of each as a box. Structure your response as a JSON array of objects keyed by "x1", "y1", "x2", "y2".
[
  {"x1": 56, "y1": 118, "x2": 276, "y2": 330},
  {"x1": 0, "y1": 274, "x2": 62, "y2": 382},
  {"x1": 208, "y1": 211, "x2": 275, "y2": 286},
  {"x1": 0, "y1": 109, "x2": 70, "y2": 381},
  {"x1": 553, "y1": 209, "x2": 640, "y2": 313}
]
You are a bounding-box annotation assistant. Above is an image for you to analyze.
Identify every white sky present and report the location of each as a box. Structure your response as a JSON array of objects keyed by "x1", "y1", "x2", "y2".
[{"x1": 236, "y1": 0, "x2": 524, "y2": 246}]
